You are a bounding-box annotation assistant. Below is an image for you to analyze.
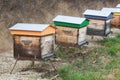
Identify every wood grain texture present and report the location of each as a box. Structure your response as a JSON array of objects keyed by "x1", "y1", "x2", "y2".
[
  {"x1": 111, "y1": 16, "x2": 120, "y2": 27},
  {"x1": 41, "y1": 35, "x2": 54, "y2": 56},
  {"x1": 56, "y1": 26, "x2": 78, "y2": 36},
  {"x1": 56, "y1": 35, "x2": 77, "y2": 44},
  {"x1": 10, "y1": 26, "x2": 55, "y2": 36},
  {"x1": 14, "y1": 35, "x2": 41, "y2": 60}
]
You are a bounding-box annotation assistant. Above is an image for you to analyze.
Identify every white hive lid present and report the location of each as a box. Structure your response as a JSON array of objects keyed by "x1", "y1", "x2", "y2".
[
  {"x1": 116, "y1": 4, "x2": 120, "y2": 8},
  {"x1": 83, "y1": 9, "x2": 111, "y2": 17},
  {"x1": 102, "y1": 7, "x2": 120, "y2": 13},
  {"x1": 9, "y1": 23, "x2": 50, "y2": 32},
  {"x1": 53, "y1": 15, "x2": 86, "y2": 24}
]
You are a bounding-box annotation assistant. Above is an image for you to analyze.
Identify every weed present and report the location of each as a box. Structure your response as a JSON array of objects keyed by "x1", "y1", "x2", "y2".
[
  {"x1": 57, "y1": 65, "x2": 104, "y2": 80},
  {"x1": 67, "y1": 47, "x2": 76, "y2": 53},
  {"x1": 100, "y1": 34, "x2": 120, "y2": 56},
  {"x1": 115, "y1": 77, "x2": 120, "y2": 80},
  {"x1": 105, "y1": 59, "x2": 120, "y2": 70},
  {"x1": 57, "y1": 65, "x2": 81, "y2": 80},
  {"x1": 55, "y1": 47, "x2": 67, "y2": 59}
]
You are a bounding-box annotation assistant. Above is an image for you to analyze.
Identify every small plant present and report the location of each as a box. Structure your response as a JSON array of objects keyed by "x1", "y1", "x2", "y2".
[
  {"x1": 101, "y1": 33, "x2": 120, "y2": 56},
  {"x1": 67, "y1": 47, "x2": 76, "y2": 53},
  {"x1": 115, "y1": 77, "x2": 120, "y2": 80},
  {"x1": 105, "y1": 59, "x2": 120, "y2": 70},
  {"x1": 57, "y1": 65, "x2": 82, "y2": 80},
  {"x1": 55, "y1": 46, "x2": 68, "y2": 59},
  {"x1": 57, "y1": 65, "x2": 104, "y2": 80},
  {"x1": 107, "y1": 47, "x2": 117, "y2": 56}
]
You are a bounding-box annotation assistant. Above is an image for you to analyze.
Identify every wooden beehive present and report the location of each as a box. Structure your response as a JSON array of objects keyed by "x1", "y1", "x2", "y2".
[
  {"x1": 53, "y1": 15, "x2": 89, "y2": 46},
  {"x1": 116, "y1": 4, "x2": 120, "y2": 8},
  {"x1": 9, "y1": 23, "x2": 55, "y2": 60},
  {"x1": 102, "y1": 8, "x2": 120, "y2": 28},
  {"x1": 83, "y1": 9, "x2": 113, "y2": 36}
]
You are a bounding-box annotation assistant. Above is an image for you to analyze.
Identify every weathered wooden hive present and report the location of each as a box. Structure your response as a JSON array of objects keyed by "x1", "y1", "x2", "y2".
[
  {"x1": 53, "y1": 15, "x2": 89, "y2": 46},
  {"x1": 102, "y1": 8, "x2": 120, "y2": 28},
  {"x1": 9, "y1": 23, "x2": 55, "y2": 60},
  {"x1": 83, "y1": 9, "x2": 113, "y2": 36}
]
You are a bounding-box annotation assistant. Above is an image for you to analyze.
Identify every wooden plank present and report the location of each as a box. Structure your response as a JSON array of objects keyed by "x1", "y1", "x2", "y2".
[
  {"x1": 114, "y1": 13, "x2": 120, "y2": 16},
  {"x1": 56, "y1": 35, "x2": 77, "y2": 44},
  {"x1": 89, "y1": 19, "x2": 105, "y2": 25},
  {"x1": 87, "y1": 19, "x2": 106, "y2": 36},
  {"x1": 105, "y1": 20, "x2": 111, "y2": 35},
  {"x1": 78, "y1": 27, "x2": 87, "y2": 43},
  {"x1": 87, "y1": 28, "x2": 105, "y2": 36},
  {"x1": 14, "y1": 36, "x2": 41, "y2": 60},
  {"x1": 56, "y1": 26, "x2": 78, "y2": 36},
  {"x1": 78, "y1": 27, "x2": 87, "y2": 38},
  {"x1": 10, "y1": 26, "x2": 55, "y2": 36},
  {"x1": 88, "y1": 19, "x2": 104, "y2": 30},
  {"x1": 111, "y1": 16, "x2": 120, "y2": 27}
]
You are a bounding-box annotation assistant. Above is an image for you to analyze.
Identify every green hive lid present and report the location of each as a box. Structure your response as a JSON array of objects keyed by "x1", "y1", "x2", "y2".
[
  {"x1": 116, "y1": 4, "x2": 120, "y2": 8},
  {"x1": 53, "y1": 15, "x2": 89, "y2": 28}
]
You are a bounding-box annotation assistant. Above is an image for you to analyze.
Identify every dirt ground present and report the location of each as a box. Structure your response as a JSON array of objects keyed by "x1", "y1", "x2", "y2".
[
  {"x1": 0, "y1": 50, "x2": 50, "y2": 80},
  {"x1": 0, "y1": 28, "x2": 120, "y2": 80}
]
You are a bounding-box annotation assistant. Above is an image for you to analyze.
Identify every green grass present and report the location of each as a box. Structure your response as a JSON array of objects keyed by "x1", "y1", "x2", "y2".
[
  {"x1": 101, "y1": 34, "x2": 120, "y2": 56},
  {"x1": 105, "y1": 59, "x2": 120, "y2": 70},
  {"x1": 58, "y1": 65, "x2": 81, "y2": 80},
  {"x1": 57, "y1": 65, "x2": 104, "y2": 80},
  {"x1": 54, "y1": 34, "x2": 120, "y2": 80},
  {"x1": 55, "y1": 46, "x2": 68, "y2": 59},
  {"x1": 55, "y1": 46, "x2": 78, "y2": 59}
]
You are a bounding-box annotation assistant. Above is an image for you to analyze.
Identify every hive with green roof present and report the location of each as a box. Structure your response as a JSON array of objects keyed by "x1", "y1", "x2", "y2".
[{"x1": 53, "y1": 15, "x2": 89, "y2": 46}]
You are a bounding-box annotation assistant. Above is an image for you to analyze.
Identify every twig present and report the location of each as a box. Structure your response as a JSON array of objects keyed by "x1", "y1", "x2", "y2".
[{"x1": 50, "y1": 74, "x2": 59, "y2": 80}]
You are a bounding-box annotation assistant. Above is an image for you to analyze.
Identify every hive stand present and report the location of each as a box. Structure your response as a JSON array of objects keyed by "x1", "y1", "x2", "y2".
[{"x1": 10, "y1": 50, "x2": 56, "y2": 74}]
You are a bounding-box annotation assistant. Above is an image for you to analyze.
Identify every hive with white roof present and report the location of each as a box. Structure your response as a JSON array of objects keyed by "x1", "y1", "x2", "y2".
[{"x1": 9, "y1": 23, "x2": 55, "y2": 60}]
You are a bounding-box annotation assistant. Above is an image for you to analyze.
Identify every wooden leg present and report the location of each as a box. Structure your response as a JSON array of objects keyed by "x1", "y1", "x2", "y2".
[
  {"x1": 31, "y1": 61, "x2": 35, "y2": 68},
  {"x1": 10, "y1": 60, "x2": 18, "y2": 74},
  {"x1": 91, "y1": 36, "x2": 94, "y2": 39},
  {"x1": 51, "y1": 62, "x2": 56, "y2": 71},
  {"x1": 82, "y1": 54, "x2": 85, "y2": 63}
]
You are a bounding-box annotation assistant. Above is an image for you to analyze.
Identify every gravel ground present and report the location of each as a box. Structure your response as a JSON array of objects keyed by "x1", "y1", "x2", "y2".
[
  {"x1": 0, "y1": 51, "x2": 49, "y2": 80},
  {"x1": 0, "y1": 28, "x2": 120, "y2": 80}
]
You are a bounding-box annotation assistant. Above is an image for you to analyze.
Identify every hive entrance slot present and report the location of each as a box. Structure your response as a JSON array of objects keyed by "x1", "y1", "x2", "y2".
[{"x1": 21, "y1": 40, "x2": 32, "y2": 45}]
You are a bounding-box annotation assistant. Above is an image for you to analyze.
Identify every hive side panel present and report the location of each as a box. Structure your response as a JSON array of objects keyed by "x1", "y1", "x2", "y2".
[
  {"x1": 56, "y1": 26, "x2": 78, "y2": 36},
  {"x1": 111, "y1": 15, "x2": 120, "y2": 27},
  {"x1": 41, "y1": 35, "x2": 54, "y2": 56},
  {"x1": 105, "y1": 20, "x2": 111, "y2": 35},
  {"x1": 56, "y1": 26, "x2": 78, "y2": 44},
  {"x1": 56, "y1": 35, "x2": 77, "y2": 44},
  {"x1": 88, "y1": 19, "x2": 105, "y2": 29},
  {"x1": 14, "y1": 35, "x2": 41, "y2": 60},
  {"x1": 10, "y1": 30, "x2": 41, "y2": 36},
  {"x1": 87, "y1": 19, "x2": 105, "y2": 36},
  {"x1": 78, "y1": 27, "x2": 87, "y2": 44}
]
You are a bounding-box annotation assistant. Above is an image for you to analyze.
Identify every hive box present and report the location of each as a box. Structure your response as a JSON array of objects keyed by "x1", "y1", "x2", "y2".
[
  {"x1": 83, "y1": 9, "x2": 113, "y2": 36},
  {"x1": 9, "y1": 23, "x2": 55, "y2": 60},
  {"x1": 102, "y1": 8, "x2": 120, "y2": 28},
  {"x1": 116, "y1": 4, "x2": 120, "y2": 8},
  {"x1": 53, "y1": 15, "x2": 89, "y2": 46}
]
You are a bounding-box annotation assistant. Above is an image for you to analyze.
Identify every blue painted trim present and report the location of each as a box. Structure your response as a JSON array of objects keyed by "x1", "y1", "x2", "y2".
[{"x1": 84, "y1": 14, "x2": 113, "y2": 20}]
